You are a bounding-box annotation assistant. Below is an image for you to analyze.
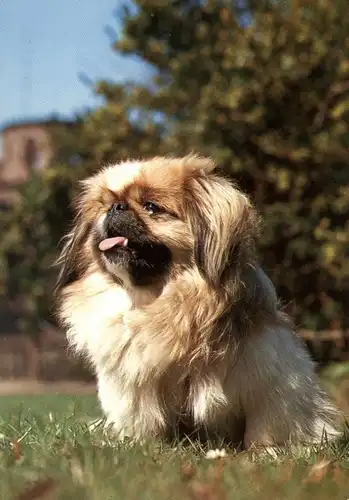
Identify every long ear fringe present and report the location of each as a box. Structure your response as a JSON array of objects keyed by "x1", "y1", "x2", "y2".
[
  {"x1": 53, "y1": 213, "x2": 90, "y2": 296},
  {"x1": 187, "y1": 173, "x2": 260, "y2": 289},
  {"x1": 53, "y1": 178, "x2": 93, "y2": 296}
]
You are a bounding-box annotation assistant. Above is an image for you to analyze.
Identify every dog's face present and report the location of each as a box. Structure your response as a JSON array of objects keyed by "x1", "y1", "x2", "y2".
[
  {"x1": 56, "y1": 155, "x2": 259, "y2": 292},
  {"x1": 96, "y1": 199, "x2": 173, "y2": 286}
]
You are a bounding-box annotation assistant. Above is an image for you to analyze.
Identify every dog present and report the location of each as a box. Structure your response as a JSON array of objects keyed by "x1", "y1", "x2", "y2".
[{"x1": 55, "y1": 154, "x2": 340, "y2": 447}]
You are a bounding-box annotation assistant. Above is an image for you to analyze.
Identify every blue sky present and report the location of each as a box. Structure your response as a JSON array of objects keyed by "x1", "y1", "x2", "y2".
[{"x1": 0, "y1": 0, "x2": 151, "y2": 129}]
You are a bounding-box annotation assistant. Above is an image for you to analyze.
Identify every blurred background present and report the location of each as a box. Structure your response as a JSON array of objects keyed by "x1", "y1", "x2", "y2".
[{"x1": 1, "y1": 0, "x2": 349, "y2": 409}]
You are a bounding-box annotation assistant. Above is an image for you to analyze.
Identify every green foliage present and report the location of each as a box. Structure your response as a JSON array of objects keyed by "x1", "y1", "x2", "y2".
[
  {"x1": 2, "y1": 0, "x2": 349, "y2": 333},
  {"x1": 0, "y1": 166, "x2": 76, "y2": 332}
]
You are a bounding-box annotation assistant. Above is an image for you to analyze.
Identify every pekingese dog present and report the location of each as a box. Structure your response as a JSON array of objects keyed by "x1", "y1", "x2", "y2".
[{"x1": 55, "y1": 154, "x2": 340, "y2": 447}]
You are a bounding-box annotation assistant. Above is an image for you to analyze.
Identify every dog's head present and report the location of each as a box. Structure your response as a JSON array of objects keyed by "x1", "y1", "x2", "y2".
[{"x1": 55, "y1": 154, "x2": 260, "y2": 292}]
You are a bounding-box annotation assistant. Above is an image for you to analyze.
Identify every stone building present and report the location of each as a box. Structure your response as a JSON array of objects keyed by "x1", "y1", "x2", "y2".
[{"x1": 0, "y1": 118, "x2": 72, "y2": 209}]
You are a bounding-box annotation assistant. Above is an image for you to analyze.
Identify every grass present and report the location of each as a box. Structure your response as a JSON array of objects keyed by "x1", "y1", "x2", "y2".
[
  {"x1": 0, "y1": 393, "x2": 349, "y2": 500},
  {"x1": 0, "y1": 394, "x2": 100, "y2": 421}
]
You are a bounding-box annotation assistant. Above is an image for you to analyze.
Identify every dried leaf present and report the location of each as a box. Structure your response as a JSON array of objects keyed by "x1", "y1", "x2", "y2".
[
  {"x1": 180, "y1": 461, "x2": 196, "y2": 479},
  {"x1": 190, "y1": 482, "x2": 222, "y2": 500},
  {"x1": 11, "y1": 439, "x2": 24, "y2": 463},
  {"x1": 303, "y1": 459, "x2": 332, "y2": 484},
  {"x1": 15, "y1": 478, "x2": 57, "y2": 500}
]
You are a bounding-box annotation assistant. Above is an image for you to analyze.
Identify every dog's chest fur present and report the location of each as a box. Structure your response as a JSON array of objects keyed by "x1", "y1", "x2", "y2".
[{"x1": 62, "y1": 272, "x2": 239, "y2": 436}]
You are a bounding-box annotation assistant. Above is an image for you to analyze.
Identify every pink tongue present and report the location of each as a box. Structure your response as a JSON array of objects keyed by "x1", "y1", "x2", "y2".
[{"x1": 98, "y1": 237, "x2": 127, "y2": 251}]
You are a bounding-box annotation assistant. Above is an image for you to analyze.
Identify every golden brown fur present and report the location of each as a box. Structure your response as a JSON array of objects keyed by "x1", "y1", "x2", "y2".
[{"x1": 55, "y1": 154, "x2": 340, "y2": 447}]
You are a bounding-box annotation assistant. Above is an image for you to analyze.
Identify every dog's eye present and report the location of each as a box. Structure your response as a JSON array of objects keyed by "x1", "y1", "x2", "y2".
[{"x1": 143, "y1": 201, "x2": 162, "y2": 215}]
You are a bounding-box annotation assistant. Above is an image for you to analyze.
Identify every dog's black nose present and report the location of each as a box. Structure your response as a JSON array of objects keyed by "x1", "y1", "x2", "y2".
[
  {"x1": 106, "y1": 201, "x2": 133, "y2": 236},
  {"x1": 112, "y1": 202, "x2": 128, "y2": 211}
]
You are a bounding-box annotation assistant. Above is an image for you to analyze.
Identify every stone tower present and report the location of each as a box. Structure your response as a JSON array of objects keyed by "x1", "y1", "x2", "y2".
[{"x1": 0, "y1": 120, "x2": 53, "y2": 207}]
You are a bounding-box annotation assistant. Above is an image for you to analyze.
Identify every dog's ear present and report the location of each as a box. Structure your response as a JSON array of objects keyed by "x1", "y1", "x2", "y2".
[
  {"x1": 54, "y1": 179, "x2": 95, "y2": 294},
  {"x1": 187, "y1": 174, "x2": 260, "y2": 288},
  {"x1": 54, "y1": 215, "x2": 90, "y2": 294}
]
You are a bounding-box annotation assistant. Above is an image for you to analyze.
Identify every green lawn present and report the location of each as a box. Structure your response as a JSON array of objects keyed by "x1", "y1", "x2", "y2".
[
  {"x1": 0, "y1": 394, "x2": 100, "y2": 421},
  {"x1": 0, "y1": 393, "x2": 348, "y2": 499}
]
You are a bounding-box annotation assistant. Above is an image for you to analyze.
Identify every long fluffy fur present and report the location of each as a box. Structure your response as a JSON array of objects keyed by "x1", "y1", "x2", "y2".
[{"x1": 55, "y1": 154, "x2": 341, "y2": 447}]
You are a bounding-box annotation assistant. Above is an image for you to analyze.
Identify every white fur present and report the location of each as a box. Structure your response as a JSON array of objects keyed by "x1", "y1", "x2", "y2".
[{"x1": 104, "y1": 161, "x2": 141, "y2": 193}]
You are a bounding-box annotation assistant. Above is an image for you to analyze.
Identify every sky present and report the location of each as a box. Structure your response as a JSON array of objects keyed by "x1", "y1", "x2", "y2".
[{"x1": 0, "y1": 0, "x2": 151, "y2": 130}]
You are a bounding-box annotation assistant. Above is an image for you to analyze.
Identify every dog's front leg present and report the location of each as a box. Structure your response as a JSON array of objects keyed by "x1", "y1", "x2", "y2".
[{"x1": 97, "y1": 373, "x2": 167, "y2": 441}]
